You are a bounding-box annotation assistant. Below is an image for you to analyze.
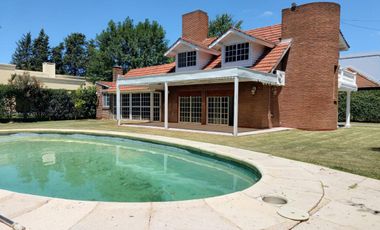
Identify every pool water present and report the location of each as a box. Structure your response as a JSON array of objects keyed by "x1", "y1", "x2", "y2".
[{"x1": 0, "y1": 133, "x2": 260, "y2": 202}]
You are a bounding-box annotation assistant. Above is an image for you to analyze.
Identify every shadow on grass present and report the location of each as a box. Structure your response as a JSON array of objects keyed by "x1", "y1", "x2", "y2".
[{"x1": 369, "y1": 147, "x2": 380, "y2": 152}]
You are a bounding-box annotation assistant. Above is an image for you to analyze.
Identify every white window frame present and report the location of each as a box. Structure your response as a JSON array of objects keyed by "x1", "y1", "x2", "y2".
[
  {"x1": 225, "y1": 42, "x2": 249, "y2": 63},
  {"x1": 178, "y1": 96, "x2": 202, "y2": 123},
  {"x1": 103, "y1": 93, "x2": 110, "y2": 108},
  {"x1": 207, "y1": 96, "x2": 230, "y2": 125},
  {"x1": 117, "y1": 92, "x2": 161, "y2": 122},
  {"x1": 177, "y1": 51, "x2": 197, "y2": 68}
]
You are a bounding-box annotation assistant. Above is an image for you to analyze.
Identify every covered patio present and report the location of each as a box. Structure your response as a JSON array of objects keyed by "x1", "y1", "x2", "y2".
[{"x1": 115, "y1": 67, "x2": 286, "y2": 136}]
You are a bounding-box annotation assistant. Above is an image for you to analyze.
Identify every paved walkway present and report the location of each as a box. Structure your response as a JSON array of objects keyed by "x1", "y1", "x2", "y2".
[{"x1": 0, "y1": 129, "x2": 379, "y2": 230}]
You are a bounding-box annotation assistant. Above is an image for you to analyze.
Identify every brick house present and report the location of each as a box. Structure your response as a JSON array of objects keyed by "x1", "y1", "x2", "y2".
[{"x1": 96, "y1": 2, "x2": 357, "y2": 135}]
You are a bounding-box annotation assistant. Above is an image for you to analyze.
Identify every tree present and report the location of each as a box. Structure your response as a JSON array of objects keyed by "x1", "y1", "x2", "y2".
[
  {"x1": 8, "y1": 72, "x2": 42, "y2": 118},
  {"x1": 11, "y1": 32, "x2": 33, "y2": 70},
  {"x1": 208, "y1": 14, "x2": 243, "y2": 37},
  {"x1": 86, "y1": 18, "x2": 169, "y2": 82},
  {"x1": 50, "y1": 43, "x2": 65, "y2": 74},
  {"x1": 63, "y1": 33, "x2": 88, "y2": 76},
  {"x1": 31, "y1": 29, "x2": 50, "y2": 71}
]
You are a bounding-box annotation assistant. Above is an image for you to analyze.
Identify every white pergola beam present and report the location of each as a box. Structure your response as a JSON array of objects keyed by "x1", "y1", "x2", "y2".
[
  {"x1": 116, "y1": 84, "x2": 121, "y2": 125},
  {"x1": 233, "y1": 77, "x2": 239, "y2": 136}
]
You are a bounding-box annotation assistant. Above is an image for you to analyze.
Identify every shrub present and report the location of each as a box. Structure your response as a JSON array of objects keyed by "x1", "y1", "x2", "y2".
[
  {"x1": 0, "y1": 79, "x2": 97, "y2": 122},
  {"x1": 339, "y1": 90, "x2": 380, "y2": 123}
]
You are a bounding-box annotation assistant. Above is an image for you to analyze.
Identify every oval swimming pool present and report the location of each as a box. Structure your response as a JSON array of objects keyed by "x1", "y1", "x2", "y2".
[{"x1": 0, "y1": 133, "x2": 261, "y2": 202}]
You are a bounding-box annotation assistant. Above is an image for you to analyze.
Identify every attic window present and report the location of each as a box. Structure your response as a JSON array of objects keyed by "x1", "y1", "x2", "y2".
[
  {"x1": 225, "y1": 42, "x2": 249, "y2": 63},
  {"x1": 178, "y1": 51, "x2": 196, "y2": 68}
]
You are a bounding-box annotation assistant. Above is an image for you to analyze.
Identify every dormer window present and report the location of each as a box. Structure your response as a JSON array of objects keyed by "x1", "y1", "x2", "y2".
[
  {"x1": 178, "y1": 51, "x2": 196, "y2": 68},
  {"x1": 225, "y1": 42, "x2": 249, "y2": 63}
]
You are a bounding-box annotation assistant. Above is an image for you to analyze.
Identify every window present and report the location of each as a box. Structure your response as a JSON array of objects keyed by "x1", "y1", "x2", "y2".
[
  {"x1": 178, "y1": 51, "x2": 196, "y2": 68},
  {"x1": 179, "y1": 96, "x2": 202, "y2": 123},
  {"x1": 207, "y1": 96, "x2": 229, "y2": 125},
  {"x1": 225, "y1": 42, "x2": 249, "y2": 63},
  {"x1": 103, "y1": 93, "x2": 110, "y2": 108}
]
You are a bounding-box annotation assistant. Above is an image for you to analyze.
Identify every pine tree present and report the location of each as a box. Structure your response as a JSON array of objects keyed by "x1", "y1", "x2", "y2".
[
  {"x1": 208, "y1": 14, "x2": 243, "y2": 37},
  {"x1": 50, "y1": 43, "x2": 65, "y2": 74},
  {"x1": 11, "y1": 32, "x2": 33, "y2": 70},
  {"x1": 31, "y1": 29, "x2": 50, "y2": 71},
  {"x1": 62, "y1": 33, "x2": 88, "y2": 76}
]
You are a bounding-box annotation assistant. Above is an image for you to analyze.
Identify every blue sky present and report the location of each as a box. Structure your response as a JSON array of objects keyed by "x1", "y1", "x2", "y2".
[{"x1": 1, "y1": 0, "x2": 380, "y2": 63}]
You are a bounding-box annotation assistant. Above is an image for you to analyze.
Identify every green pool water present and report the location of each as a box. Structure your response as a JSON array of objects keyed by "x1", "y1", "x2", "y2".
[{"x1": 0, "y1": 133, "x2": 260, "y2": 202}]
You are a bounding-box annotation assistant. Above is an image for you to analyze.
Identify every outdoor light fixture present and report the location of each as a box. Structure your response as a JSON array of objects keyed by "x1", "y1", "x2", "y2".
[{"x1": 251, "y1": 86, "x2": 257, "y2": 95}]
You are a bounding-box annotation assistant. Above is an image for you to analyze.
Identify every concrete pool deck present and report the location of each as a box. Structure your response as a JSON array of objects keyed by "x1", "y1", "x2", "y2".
[{"x1": 0, "y1": 129, "x2": 379, "y2": 230}]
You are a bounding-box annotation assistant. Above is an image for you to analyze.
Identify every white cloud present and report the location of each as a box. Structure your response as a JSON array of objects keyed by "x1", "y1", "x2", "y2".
[{"x1": 260, "y1": 11, "x2": 274, "y2": 17}]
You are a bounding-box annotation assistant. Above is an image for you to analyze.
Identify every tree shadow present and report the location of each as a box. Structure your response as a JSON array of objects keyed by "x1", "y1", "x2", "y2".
[{"x1": 369, "y1": 147, "x2": 380, "y2": 152}]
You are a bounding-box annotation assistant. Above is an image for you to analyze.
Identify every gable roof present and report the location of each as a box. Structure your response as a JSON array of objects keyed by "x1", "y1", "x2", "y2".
[
  {"x1": 124, "y1": 24, "x2": 287, "y2": 77},
  {"x1": 164, "y1": 37, "x2": 220, "y2": 57},
  {"x1": 208, "y1": 27, "x2": 275, "y2": 48}
]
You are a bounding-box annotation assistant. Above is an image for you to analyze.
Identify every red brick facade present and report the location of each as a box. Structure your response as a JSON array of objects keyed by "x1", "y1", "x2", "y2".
[
  {"x1": 167, "y1": 83, "x2": 278, "y2": 128},
  {"x1": 278, "y1": 2, "x2": 341, "y2": 130},
  {"x1": 182, "y1": 10, "x2": 208, "y2": 42}
]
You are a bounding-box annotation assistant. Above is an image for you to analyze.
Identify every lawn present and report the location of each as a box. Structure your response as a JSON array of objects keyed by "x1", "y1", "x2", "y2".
[{"x1": 1, "y1": 120, "x2": 379, "y2": 179}]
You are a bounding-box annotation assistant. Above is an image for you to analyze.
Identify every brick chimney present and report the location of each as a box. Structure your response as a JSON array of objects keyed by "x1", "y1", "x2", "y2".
[
  {"x1": 277, "y1": 2, "x2": 341, "y2": 130},
  {"x1": 112, "y1": 65, "x2": 123, "y2": 82},
  {"x1": 182, "y1": 10, "x2": 208, "y2": 41}
]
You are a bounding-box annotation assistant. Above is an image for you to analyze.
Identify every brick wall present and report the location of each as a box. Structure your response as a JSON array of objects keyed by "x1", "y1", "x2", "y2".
[
  {"x1": 166, "y1": 82, "x2": 277, "y2": 129},
  {"x1": 279, "y1": 2, "x2": 341, "y2": 130},
  {"x1": 182, "y1": 10, "x2": 208, "y2": 42}
]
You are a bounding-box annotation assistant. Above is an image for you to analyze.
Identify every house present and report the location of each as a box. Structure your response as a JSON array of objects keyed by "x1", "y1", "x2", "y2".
[
  {"x1": 0, "y1": 62, "x2": 91, "y2": 90},
  {"x1": 340, "y1": 52, "x2": 380, "y2": 89},
  {"x1": 96, "y1": 2, "x2": 357, "y2": 135}
]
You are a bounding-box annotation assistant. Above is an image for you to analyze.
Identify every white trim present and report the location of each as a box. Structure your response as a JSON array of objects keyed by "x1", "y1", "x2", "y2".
[
  {"x1": 164, "y1": 82, "x2": 169, "y2": 129},
  {"x1": 116, "y1": 85, "x2": 121, "y2": 125},
  {"x1": 118, "y1": 67, "x2": 283, "y2": 87},
  {"x1": 165, "y1": 39, "x2": 220, "y2": 57},
  {"x1": 345, "y1": 91, "x2": 351, "y2": 128},
  {"x1": 233, "y1": 77, "x2": 239, "y2": 136},
  {"x1": 209, "y1": 28, "x2": 275, "y2": 49}
]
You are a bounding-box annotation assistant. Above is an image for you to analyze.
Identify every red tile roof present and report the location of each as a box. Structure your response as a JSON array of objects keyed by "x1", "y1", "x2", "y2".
[
  {"x1": 251, "y1": 41, "x2": 291, "y2": 72},
  {"x1": 245, "y1": 24, "x2": 282, "y2": 44},
  {"x1": 125, "y1": 62, "x2": 175, "y2": 77},
  {"x1": 111, "y1": 23, "x2": 286, "y2": 81},
  {"x1": 96, "y1": 81, "x2": 149, "y2": 92}
]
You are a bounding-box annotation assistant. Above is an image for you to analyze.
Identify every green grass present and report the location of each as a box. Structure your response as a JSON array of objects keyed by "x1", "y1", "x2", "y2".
[{"x1": 1, "y1": 120, "x2": 380, "y2": 179}]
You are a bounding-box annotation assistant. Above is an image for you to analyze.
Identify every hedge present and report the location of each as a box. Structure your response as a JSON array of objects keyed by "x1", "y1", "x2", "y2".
[
  {"x1": 0, "y1": 84, "x2": 97, "y2": 122},
  {"x1": 338, "y1": 90, "x2": 380, "y2": 123}
]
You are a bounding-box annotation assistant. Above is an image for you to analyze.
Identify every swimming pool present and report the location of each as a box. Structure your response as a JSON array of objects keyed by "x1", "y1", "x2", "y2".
[{"x1": 0, "y1": 133, "x2": 261, "y2": 202}]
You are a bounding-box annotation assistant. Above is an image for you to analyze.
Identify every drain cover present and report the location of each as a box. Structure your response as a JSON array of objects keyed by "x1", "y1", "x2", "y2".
[
  {"x1": 262, "y1": 195, "x2": 287, "y2": 205},
  {"x1": 277, "y1": 207, "x2": 310, "y2": 221}
]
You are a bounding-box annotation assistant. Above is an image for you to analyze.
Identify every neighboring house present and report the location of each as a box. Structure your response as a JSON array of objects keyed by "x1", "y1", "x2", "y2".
[
  {"x1": 339, "y1": 52, "x2": 380, "y2": 89},
  {"x1": 96, "y1": 2, "x2": 357, "y2": 134},
  {"x1": 0, "y1": 62, "x2": 91, "y2": 90}
]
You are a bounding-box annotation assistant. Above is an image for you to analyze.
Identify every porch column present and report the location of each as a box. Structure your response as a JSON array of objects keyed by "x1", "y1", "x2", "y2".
[
  {"x1": 150, "y1": 92, "x2": 154, "y2": 122},
  {"x1": 129, "y1": 93, "x2": 132, "y2": 120},
  {"x1": 233, "y1": 77, "x2": 239, "y2": 136},
  {"x1": 164, "y1": 82, "x2": 169, "y2": 129},
  {"x1": 345, "y1": 91, "x2": 351, "y2": 128},
  {"x1": 116, "y1": 84, "x2": 121, "y2": 125}
]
